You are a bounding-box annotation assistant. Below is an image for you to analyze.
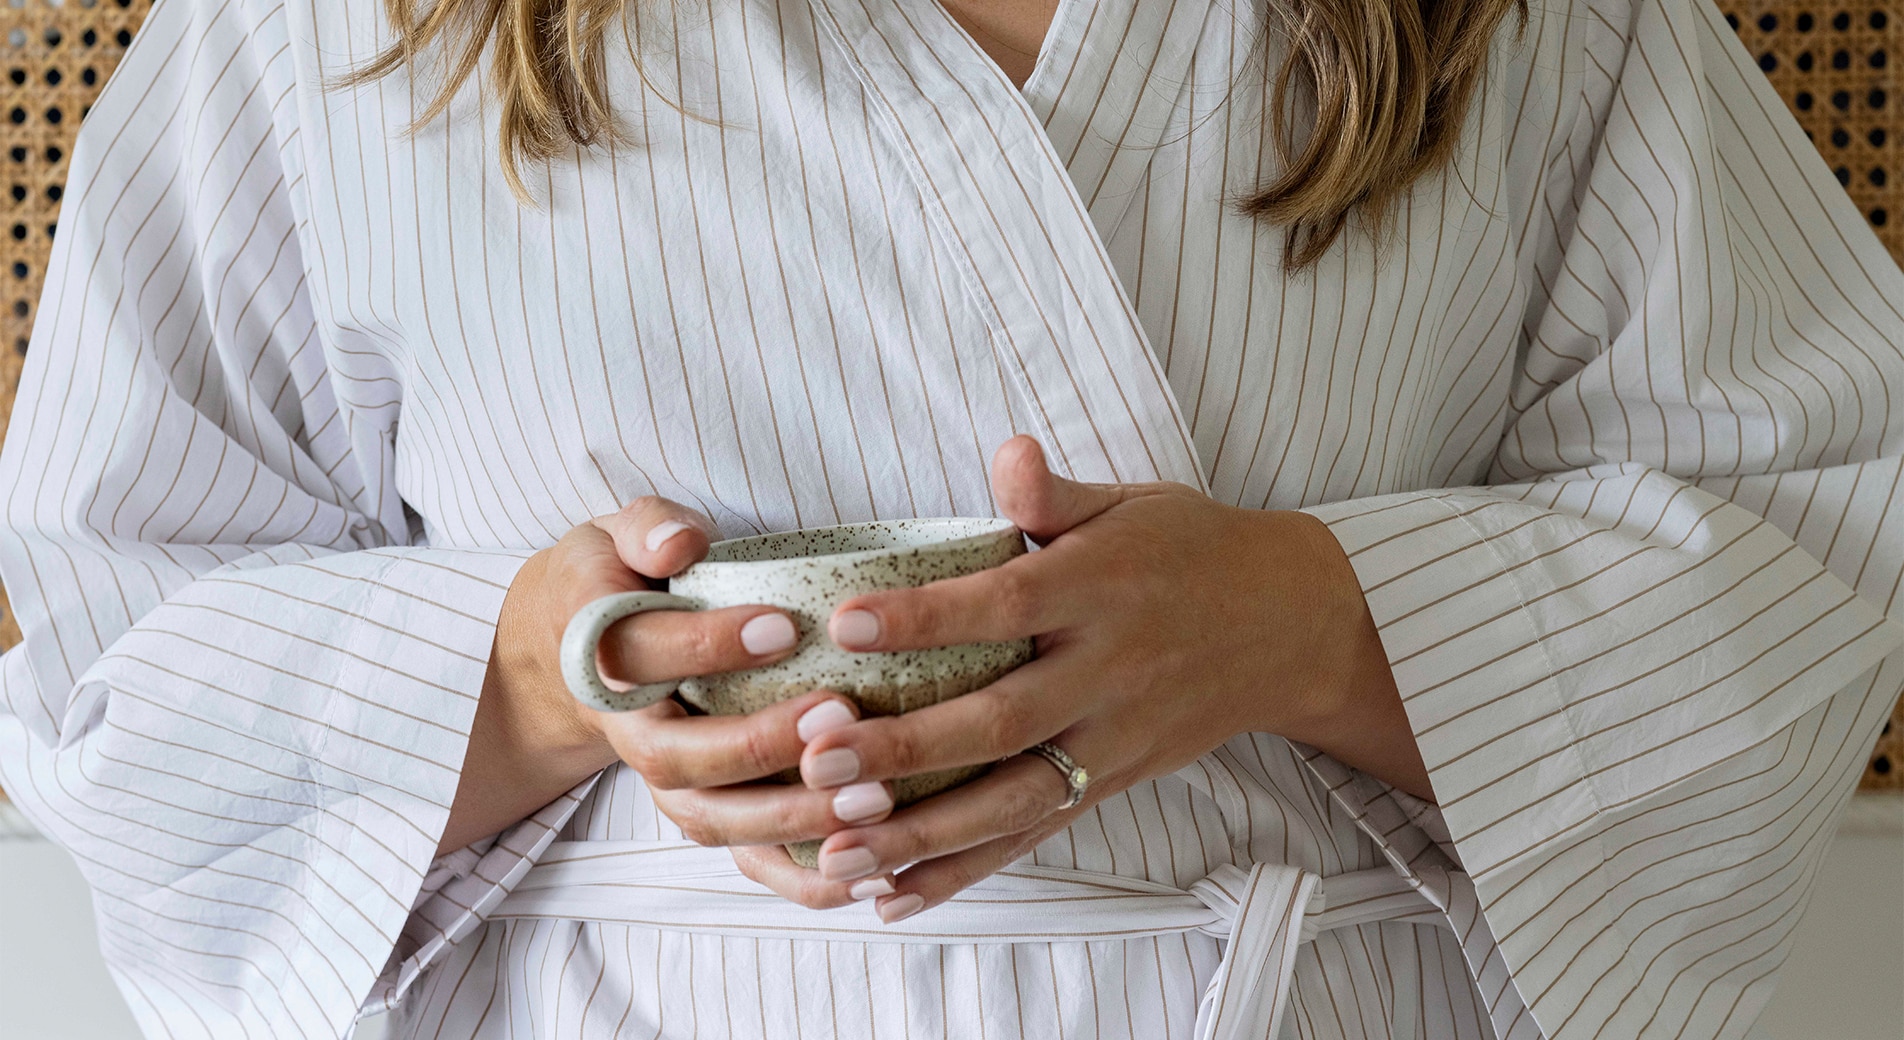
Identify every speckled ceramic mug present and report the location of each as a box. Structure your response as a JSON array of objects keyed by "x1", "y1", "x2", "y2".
[{"x1": 560, "y1": 517, "x2": 1035, "y2": 867}]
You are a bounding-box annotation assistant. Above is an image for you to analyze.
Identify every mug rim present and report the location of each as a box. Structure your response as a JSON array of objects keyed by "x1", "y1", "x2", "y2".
[{"x1": 695, "y1": 516, "x2": 1020, "y2": 569}]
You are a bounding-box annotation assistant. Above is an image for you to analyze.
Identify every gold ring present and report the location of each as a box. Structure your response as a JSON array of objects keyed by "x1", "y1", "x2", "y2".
[{"x1": 1023, "y1": 742, "x2": 1090, "y2": 810}]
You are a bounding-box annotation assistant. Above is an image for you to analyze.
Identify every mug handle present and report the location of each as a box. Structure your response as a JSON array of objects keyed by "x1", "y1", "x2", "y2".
[{"x1": 560, "y1": 591, "x2": 701, "y2": 713}]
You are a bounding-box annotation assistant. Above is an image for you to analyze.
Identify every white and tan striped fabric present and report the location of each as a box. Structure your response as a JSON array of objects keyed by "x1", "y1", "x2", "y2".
[{"x1": 0, "y1": 0, "x2": 1900, "y2": 1033}]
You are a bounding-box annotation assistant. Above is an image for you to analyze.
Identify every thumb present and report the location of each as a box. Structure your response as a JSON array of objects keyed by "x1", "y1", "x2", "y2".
[{"x1": 991, "y1": 436, "x2": 1132, "y2": 543}]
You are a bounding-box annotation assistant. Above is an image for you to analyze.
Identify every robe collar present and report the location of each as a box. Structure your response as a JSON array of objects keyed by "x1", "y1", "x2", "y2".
[
  {"x1": 805, "y1": 0, "x2": 1213, "y2": 490},
  {"x1": 1022, "y1": 0, "x2": 1221, "y2": 243}
]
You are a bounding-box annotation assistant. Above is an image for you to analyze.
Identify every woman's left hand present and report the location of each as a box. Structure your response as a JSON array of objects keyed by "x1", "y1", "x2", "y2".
[{"x1": 731, "y1": 435, "x2": 1431, "y2": 922}]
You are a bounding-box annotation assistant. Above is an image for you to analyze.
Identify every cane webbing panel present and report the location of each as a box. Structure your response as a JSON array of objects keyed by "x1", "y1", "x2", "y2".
[
  {"x1": 1728, "y1": 3, "x2": 1900, "y2": 258},
  {"x1": 0, "y1": 0, "x2": 1899, "y2": 788},
  {"x1": 1723, "y1": 3, "x2": 1904, "y2": 789}
]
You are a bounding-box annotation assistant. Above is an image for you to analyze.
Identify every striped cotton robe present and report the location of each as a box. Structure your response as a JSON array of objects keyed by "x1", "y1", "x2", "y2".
[{"x1": 1, "y1": 0, "x2": 1901, "y2": 1035}]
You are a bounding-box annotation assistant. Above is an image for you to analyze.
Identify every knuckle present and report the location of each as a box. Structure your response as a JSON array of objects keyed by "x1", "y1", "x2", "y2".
[
  {"x1": 892, "y1": 593, "x2": 937, "y2": 644},
  {"x1": 676, "y1": 622, "x2": 728, "y2": 673},
  {"x1": 804, "y1": 794, "x2": 847, "y2": 836},
  {"x1": 549, "y1": 570, "x2": 598, "y2": 620},
  {"x1": 730, "y1": 849, "x2": 765, "y2": 884},
  {"x1": 1093, "y1": 542, "x2": 1145, "y2": 586},
  {"x1": 796, "y1": 881, "x2": 844, "y2": 910},
  {"x1": 629, "y1": 742, "x2": 687, "y2": 790},
  {"x1": 669, "y1": 799, "x2": 719, "y2": 846},
  {"x1": 999, "y1": 781, "x2": 1053, "y2": 832},
  {"x1": 1130, "y1": 639, "x2": 1179, "y2": 692},
  {"x1": 894, "y1": 815, "x2": 938, "y2": 862},
  {"x1": 979, "y1": 694, "x2": 1034, "y2": 754},
  {"x1": 624, "y1": 739, "x2": 659, "y2": 775},
  {"x1": 989, "y1": 568, "x2": 1042, "y2": 632},
  {"x1": 944, "y1": 859, "x2": 989, "y2": 895},
  {"x1": 625, "y1": 495, "x2": 666, "y2": 517},
  {"x1": 737, "y1": 721, "x2": 784, "y2": 778},
  {"x1": 880, "y1": 721, "x2": 928, "y2": 776}
]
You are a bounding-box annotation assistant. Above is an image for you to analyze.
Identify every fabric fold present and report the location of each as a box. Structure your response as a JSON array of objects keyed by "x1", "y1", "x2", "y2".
[
  {"x1": 803, "y1": 0, "x2": 1207, "y2": 489},
  {"x1": 490, "y1": 839, "x2": 1448, "y2": 1039},
  {"x1": 0, "y1": 2, "x2": 554, "y2": 1032}
]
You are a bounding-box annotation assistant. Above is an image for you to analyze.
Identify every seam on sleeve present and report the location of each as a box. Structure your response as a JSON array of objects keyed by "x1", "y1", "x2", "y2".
[{"x1": 1430, "y1": 491, "x2": 1612, "y2": 825}]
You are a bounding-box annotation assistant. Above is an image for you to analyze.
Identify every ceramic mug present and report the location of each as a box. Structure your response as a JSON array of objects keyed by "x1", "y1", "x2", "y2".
[{"x1": 560, "y1": 517, "x2": 1035, "y2": 866}]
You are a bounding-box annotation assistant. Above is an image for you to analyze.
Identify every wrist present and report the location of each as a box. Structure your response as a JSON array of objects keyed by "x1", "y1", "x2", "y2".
[
  {"x1": 1252, "y1": 509, "x2": 1398, "y2": 744},
  {"x1": 1254, "y1": 509, "x2": 1434, "y2": 800},
  {"x1": 494, "y1": 549, "x2": 618, "y2": 771},
  {"x1": 441, "y1": 552, "x2": 619, "y2": 855}
]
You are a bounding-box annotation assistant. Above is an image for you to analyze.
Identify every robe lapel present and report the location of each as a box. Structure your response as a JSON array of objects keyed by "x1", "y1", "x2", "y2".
[
  {"x1": 1021, "y1": 0, "x2": 1219, "y2": 244},
  {"x1": 805, "y1": 0, "x2": 1208, "y2": 489}
]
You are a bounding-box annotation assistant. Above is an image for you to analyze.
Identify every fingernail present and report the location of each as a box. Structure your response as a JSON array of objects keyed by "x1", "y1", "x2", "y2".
[
  {"x1": 804, "y1": 747, "x2": 860, "y2": 788},
  {"x1": 830, "y1": 609, "x2": 881, "y2": 649},
  {"x1": 878, "y1": 893, "x2": 926, "y2": 924},
  {"x1": 849, "y1": 877, "x2": 895, "y2": 901},
  {"x1": 740, "y1": 613, "x2": 798, "y2": 655},
  {"x1": 796, "y1": 700, "x2": 856, "y2": 743},
  {"x1": 819, "y1": 845, "x2": 879, "y2": 881},
  {"x1": 644, "y1": 520, "x2": 694, "y2": 553},
  {"x1": 832, "y1": 782, "x2": 892, "y2": 823}
]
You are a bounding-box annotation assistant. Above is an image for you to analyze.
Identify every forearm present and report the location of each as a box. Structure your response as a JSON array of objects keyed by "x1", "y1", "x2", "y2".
[
  {"x1": 437, "y1": 648, "x2": 616, "y2": 856},
  {"x1": 439, "y1": 553, "x2": 618, "y2": 856},
  {"x1": 1280, "y1": 606, "x2": 1434, "y2": 802},
  {"x1": 1268, "y1": 511, "x2": 1435, "y2": 803}
]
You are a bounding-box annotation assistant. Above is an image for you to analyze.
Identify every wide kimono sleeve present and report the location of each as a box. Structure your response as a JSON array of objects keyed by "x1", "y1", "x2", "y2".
[
  {"x1": 0, "y1": 1, "x2": 553, "y2": 1035},
  {"x1": 1301, "y1": 0, "x2": 1904, "y2": 1035}
]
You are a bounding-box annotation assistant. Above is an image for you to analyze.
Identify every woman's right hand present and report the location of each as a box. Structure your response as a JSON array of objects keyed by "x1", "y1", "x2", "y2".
[{"x1": 443, "y1": 496, "x2": 896, "y2": 908}]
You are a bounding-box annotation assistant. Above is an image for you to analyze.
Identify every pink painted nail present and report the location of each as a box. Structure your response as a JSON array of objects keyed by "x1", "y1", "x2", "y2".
[
  {"x1": 644, "y1": 520, "x2": 695, "y2": 553},
  {"x1": 849, "y1": 877, "x2": 895, "y2": 901},
  {"x1": 740, "y1": 613, "x2": 797, "y2": 655},
  {"x1": 819, "y1": 845, "x2": 879, "y2": 881},
  {"x1": 878, "y1": 893, "x2": 926, "y2": 924},
  {"x1": 804, "y1": 748, "x2": 860, "y2": 788},
  {"x1": 830, "y1": 609, "x2": 881, "y2": 649},
  {"x1": 832, "y1": 782, "x2": 892, "y2": 824},
  {"x1": 796, "y1": 701, "x2": 856, "y2": 743}
]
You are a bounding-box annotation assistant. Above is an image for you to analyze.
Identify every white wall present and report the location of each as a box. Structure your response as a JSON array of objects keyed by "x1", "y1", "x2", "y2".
[
  {"x1": 1746, "y1": 797, "x2": 1904, "y2": 1040},
  {"x1": 0, "y1": 831, "x2": 141, "y2": 1040},
  {"x1": 3, "y1": 799, "x2": 1900, "y2": 1039}
]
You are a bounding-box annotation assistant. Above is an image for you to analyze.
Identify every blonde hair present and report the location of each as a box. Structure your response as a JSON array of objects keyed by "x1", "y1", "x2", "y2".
[
  {"x1": 1246, "y1": 0, "x2": 1526, "y2": 264},
  {"x1": 350, "y1": 0, "x2": 1526, "y2": 267}
]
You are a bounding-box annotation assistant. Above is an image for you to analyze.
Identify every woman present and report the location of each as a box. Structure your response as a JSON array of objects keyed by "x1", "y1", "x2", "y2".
[{"x1": 0, "y1": 0, "x2": 1899, "y2": 1034}]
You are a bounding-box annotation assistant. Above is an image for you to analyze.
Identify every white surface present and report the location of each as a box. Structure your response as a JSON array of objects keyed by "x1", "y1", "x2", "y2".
[
  {"x1": 1747, "y1": 797, "x2": 1904, "y2": 1040},
  {"x1": 0, "y1": 836, "x2": 141, "y2": 1040},
  {"x1": 2, "y1": 800, "x2": 1900, "y2": 1039}
]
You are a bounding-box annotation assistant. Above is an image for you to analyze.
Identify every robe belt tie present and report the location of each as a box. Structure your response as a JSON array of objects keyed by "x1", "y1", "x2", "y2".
[{"x1": 493, "y1": 841, "x2": 1452, "y2": 1040}]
